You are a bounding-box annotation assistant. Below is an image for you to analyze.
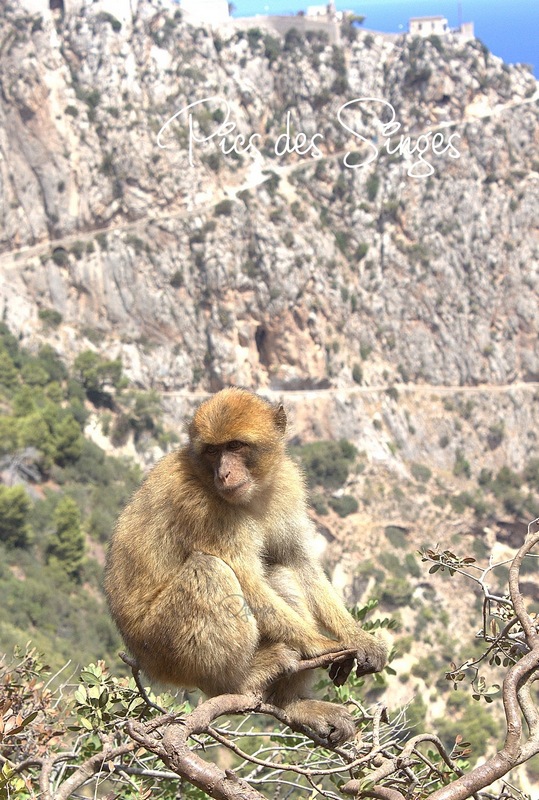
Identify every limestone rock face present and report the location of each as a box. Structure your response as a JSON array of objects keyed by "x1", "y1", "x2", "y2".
[{"x1": 0, "y1": 1, "x2": 537, "y2": 396}]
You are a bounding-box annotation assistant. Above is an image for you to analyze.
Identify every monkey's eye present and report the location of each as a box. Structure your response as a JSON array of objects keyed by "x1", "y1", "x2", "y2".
[
  {"x1": 227, "y1": 440, "x2": 246, "y2": 451},
  {"x1": 205, "y1": 444, "x2": 220, "y2": 456}
]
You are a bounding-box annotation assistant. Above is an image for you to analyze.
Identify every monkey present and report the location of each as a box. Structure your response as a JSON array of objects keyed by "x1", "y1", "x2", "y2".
[{"x1": 104, "y1": 388, "x2": 387, "y2": 745}]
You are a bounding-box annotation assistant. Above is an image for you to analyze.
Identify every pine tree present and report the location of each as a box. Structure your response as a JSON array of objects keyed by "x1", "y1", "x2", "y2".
[
  {"x1": 54, "y1": 414, "x2": 84, "y2": 464},
  {"x1": 0, "y1": 485, "x2": 31, "y2": 547},
  {"x1": 47, "y1": 497, "x2": 85, "y2": 579}
]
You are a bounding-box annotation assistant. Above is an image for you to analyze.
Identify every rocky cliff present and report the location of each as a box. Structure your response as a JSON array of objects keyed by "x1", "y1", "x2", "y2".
[
  {"x1": 2, "y1": 3, "x2": 539, "y2": 770},
  {"x1": 2, "y1": 0, "x2": 539, "y2": 514},
  {"x1": 1, "y1": 1, "x2": 537, "y2": 397}
]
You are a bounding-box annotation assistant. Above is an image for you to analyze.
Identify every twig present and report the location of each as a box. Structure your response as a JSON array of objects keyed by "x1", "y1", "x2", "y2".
[{"x1": 119, "y1": 651, "x2": 169, "y2": 714}]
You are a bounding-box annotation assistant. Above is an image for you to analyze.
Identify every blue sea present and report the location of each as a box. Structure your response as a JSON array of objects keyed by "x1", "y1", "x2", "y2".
[{"x1": 231, "y1": 0, "x2": 538, "y2": 75}]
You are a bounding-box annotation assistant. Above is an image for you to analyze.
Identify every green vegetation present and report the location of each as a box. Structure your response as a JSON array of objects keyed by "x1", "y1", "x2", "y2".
[
  {"x1": 366, "y1": 172, "x2": 380, "y2": 202},
  {"x1": 453, "y1": 448, "x2": 471, "y2": 479},
  {"x1": 411, "y1": 462, "x2": 432, "y2": 483},
  {"x1": 96, "y1": 10, "x2": 122, "y2": 31},
  {"x1": 46, "y1": 496, "x2": 85, "y2": 579},
  {"x1": 38, "y1": 307, "x2": 63, "y2": 328},
  {"x1": 384, "y1": 525, "x2": 408, "y2": 549},
  {"x1": 214, "y1": 199, "x2": 234, "y2": 216},
  {"x1": 352, "y1": 362, "x2": 363, "y2": 384},
  {"x1": 0, "y1": 486, "x2": 31, "y2": 548},
  {"x1": 73, "y1": 349, "x2": 123, "y2": 405},
  {"x1": 292, "y1": 439, "x2": 358, "y2": 491},
  {"x1": 0, "y1": 323, "x2": 147, "y2": 670},
  {"x1": 435, "y1": 693, "x2": 499, "y2": 758},
  {"x1": 328, "y1": 494, "x2": 358, "y2": 517}
]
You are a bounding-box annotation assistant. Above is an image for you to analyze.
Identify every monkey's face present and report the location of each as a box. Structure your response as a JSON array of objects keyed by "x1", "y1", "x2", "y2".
[
  {"x1": 188, "y1": 389, "x2": 288, "y2": 504},
  {"x1": 204, "y1": 440, "x2": 255, "y2": 504}
]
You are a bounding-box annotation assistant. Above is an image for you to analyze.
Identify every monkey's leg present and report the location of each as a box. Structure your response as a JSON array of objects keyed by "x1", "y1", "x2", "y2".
[
  {"x1": 267, "y1": 671, "x2": 356, "y2": 746},
  {"x1": 265, "y1": 566, "x2": 356, "y2": 745},
  {"x1": 135, "y1": 553, "x2": 296, "y2": 697},
  {"x1": 238, "y1": 641, "x2": 299, "y2": 694}
]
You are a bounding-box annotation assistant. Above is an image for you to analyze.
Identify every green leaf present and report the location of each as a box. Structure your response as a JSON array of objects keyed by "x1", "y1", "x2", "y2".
[
  {"x1": 80, "y1": 670, "x2": 102, "y2": 685},
  {"x1": 88, "y1": 686, "x2": 101, "y2": 701},
  {"x1": 74, "y1": 688, "x2": 87, "y2": 704},
  {"x1": 21, "y1": 710, "x2": 39, "y2": 727}
]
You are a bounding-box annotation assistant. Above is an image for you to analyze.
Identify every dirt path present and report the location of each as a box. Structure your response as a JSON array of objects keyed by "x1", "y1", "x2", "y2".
[{"x1": 160, "y1": 381, "x2": 539, "y2": 401}]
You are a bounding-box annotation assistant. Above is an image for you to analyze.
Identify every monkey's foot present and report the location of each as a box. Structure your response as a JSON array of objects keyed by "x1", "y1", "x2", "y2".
[{"x1": 285, "y1": 699, "x2": 356, "y2": 746}]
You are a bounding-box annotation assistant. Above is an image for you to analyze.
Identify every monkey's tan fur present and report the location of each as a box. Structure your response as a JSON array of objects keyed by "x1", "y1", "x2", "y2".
[{"x1": 105, "y1": 388, "x2": 387, "y2": 744}]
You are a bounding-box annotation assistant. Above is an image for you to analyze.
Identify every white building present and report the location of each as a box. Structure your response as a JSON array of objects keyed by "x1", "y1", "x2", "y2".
[
  {"x1": 408, "y1": 15, "x2": 474, "y2": 40},
  {"x1": 409, "y1": 15, "x2": 449, "y2": 36}
]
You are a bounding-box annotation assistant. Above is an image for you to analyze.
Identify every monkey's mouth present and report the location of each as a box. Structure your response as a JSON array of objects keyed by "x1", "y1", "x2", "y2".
[{"x1": 217, "y1": 479, "x2": 252, "y2": 501}]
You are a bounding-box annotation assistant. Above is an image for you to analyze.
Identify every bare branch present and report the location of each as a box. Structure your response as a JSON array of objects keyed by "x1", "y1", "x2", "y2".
[
  {"x1": 40, "y1": 739, "x2": 136, "y2": 800},
  {"x1": 119, "y1": 651, "x2": 169, "y2": 714},
  {"x1": 425, "y1": 529, "x2": 539, "y2": 800},
  {"x1": 128, "y1": 694, "x2": 267, "y2": 800}
]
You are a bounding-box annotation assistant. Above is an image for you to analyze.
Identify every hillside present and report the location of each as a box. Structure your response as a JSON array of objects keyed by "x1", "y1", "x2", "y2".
[{"x1": 1, "y1": 0, "x2": 539, "y2": 784}]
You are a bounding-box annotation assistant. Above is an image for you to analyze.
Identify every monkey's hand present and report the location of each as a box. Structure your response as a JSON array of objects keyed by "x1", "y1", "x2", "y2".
[{"x1": 329, "y1": 633, "x2": 388, "y2": 686}]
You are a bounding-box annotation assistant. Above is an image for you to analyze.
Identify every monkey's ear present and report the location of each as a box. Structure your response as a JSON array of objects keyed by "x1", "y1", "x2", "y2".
[{"x1": 274, "y1": 404, "x2": 287, "y2": 434}]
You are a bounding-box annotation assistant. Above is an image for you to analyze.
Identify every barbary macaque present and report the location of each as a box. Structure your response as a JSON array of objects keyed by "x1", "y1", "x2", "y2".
[{"x1": 105, "y1": 388, "x2": 387, "y2": 744}]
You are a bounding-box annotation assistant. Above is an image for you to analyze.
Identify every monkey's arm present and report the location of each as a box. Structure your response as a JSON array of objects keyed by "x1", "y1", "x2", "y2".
[
  {"x1": 299, "y1": 560, "x2": 388, "y2": 678},
  {"x1": 231, "y1": 559, "x2": 343, "y2": 659}
]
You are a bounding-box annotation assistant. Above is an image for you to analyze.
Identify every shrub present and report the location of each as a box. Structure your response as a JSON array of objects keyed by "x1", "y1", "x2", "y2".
[
  {"x1": 491, "y1": 466, "x2": 520, "y2": 497},
  {"x1": 487, "y1": 421, "x2": 504, "y2": 450},
  {"x1": 51, "y1": 249, "x2": 69, "y2": 266},
  {"x1": 523, "y1": 459, "x2": 539, "y2": 490},
  {"x1": 384, "y1": 526, "x2": 408, "y2": 549},
  {"x1": 405, "y1": 553, "x2": 421, "y2": 578},
  {"x1": 381, "y1": 577, "x2": 413, "y2": 607},
  {"x1": 214, "y1": 199, "x2": 234, "y2": 217},
  {"x1": 328, "y1": 495, "x2": 358, "y2": 517},
  {"x1": 310, "y1": 493, "x2": 328, "y2": 515},
  {"x1": 38, "y1": 308, "x2": 63, "y2": 328},
  {"x1": 170, "y1": 270, "x2": 184, "y2": 288},
  {"x1": 352, "y1": 363, "x2": 363, "y2": 384},
  {"x1": 411, "y1": 463, "x2": 432, "y2": 483},
  {"x1": 263, "y1": 33, "x2": 282, "y2": 63},
  {"x1": 366, "y1": 173, "x2": 380, "y2": 202},
  {"x1": 0, "y1": 486, "x2": 31, "y2": 548},
  {"x1": 284, "y1": 27, "x2": 303, "y2": 52},
  {"x1": 97, "y1": 11, "x2": 121, "y2": 31},
  {"x1": 293, "y1": 439, "x2": 357, "y2": 490},
  {"x1": 453, "y1": 449, "x2": 471, "y2": 478},
  {"x1": 356, "y1": 242, "x2": 369, "y2": 261}
]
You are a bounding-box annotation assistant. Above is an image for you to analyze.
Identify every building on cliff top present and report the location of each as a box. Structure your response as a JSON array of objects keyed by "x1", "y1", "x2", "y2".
[{"x1": 409, "y1": 15, "x2": 475, "y2": 41}]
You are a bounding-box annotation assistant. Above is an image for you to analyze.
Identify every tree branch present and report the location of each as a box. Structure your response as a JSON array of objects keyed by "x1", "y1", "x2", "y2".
[{"x1": 425, "y1": 528, "x2": 539, "y2": 800}]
